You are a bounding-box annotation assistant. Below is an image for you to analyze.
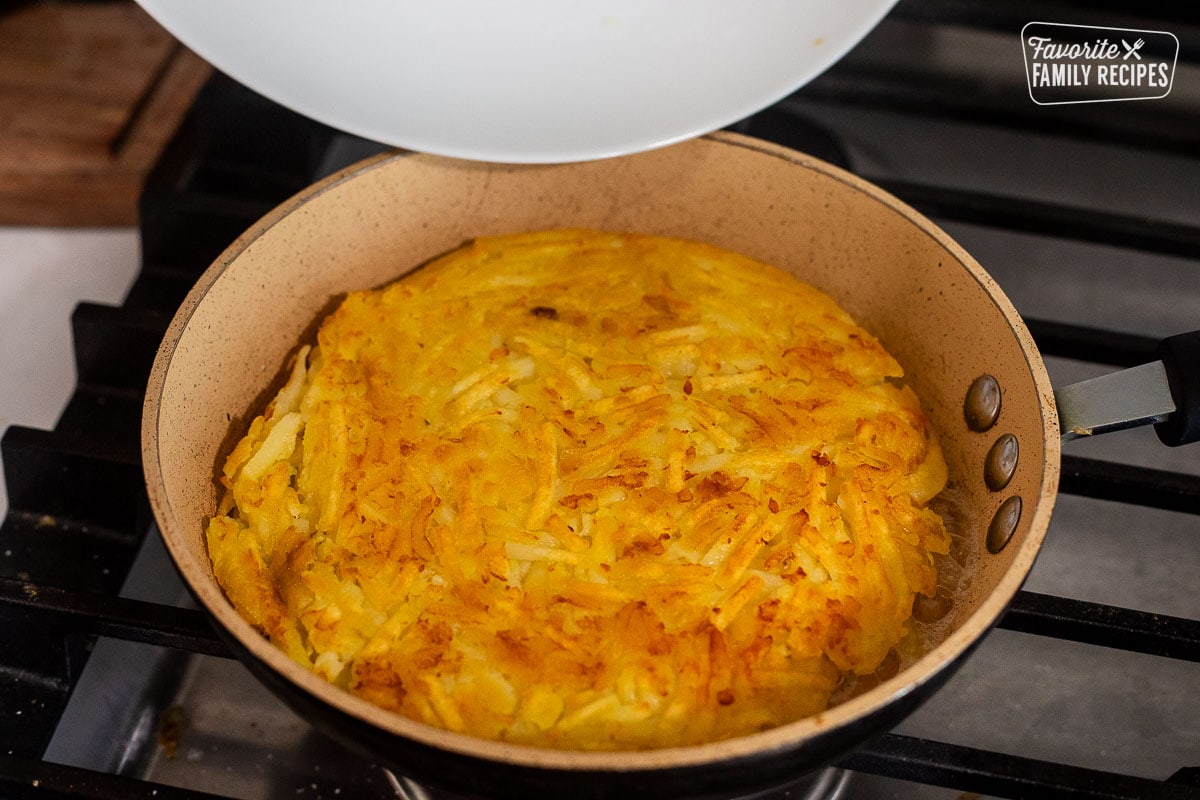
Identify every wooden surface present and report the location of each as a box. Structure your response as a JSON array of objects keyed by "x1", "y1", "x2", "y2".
[{"x1": 0, "y1": 2, "x2": 211, "y2": 226}]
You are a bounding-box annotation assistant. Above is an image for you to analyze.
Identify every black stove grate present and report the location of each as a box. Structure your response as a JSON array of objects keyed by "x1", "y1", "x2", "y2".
[{"x1": 2, "y1": 2, "x2": 1198, "y2": 797}]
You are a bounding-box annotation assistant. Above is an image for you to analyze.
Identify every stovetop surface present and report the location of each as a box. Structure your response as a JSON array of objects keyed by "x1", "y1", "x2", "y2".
[{"x1": 2, "y1": 4, "x2": 1199, "y2": 799}]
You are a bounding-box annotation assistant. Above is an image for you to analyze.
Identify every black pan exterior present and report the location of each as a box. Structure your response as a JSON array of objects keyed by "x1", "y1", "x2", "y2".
[{"x1": 213, "y1": 619, "x2": 977, "y2": 800}]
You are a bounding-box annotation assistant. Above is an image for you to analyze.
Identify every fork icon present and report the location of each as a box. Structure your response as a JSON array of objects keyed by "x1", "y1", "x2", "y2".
[{"x1": 1122, "y1": 38, "x2": 1145, "y2": 60}]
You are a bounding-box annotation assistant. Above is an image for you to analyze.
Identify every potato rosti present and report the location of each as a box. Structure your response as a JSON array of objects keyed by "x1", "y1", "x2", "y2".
[{"x1": 206, "y1": 229, "x2": 951, "y2": 750}]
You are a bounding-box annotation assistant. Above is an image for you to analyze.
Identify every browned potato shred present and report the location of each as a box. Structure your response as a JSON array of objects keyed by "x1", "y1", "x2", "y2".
[{"x1": 207, "y1": 230, "x2": 951, "y2": 750}]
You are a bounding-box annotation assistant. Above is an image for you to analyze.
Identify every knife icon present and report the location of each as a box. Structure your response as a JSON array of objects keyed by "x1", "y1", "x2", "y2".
[{"x1": 1122, "y1": 38, "x2": 1145, "y2": 60}]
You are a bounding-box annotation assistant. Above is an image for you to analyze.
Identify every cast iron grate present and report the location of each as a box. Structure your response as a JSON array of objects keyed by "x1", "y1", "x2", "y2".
[{"x1": 1, "y1": 1, "x2": 1198, "y2": 797}]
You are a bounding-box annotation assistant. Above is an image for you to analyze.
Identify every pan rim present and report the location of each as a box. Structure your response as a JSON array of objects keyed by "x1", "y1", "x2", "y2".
[{"x1": 142, "y1": 131, "x2": 1061, "y2": 773}]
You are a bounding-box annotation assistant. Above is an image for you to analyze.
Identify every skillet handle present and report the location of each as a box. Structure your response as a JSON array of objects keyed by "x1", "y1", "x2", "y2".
[{"x1": 1154, "y1": 331, "x2": 1200, "y2": 446}]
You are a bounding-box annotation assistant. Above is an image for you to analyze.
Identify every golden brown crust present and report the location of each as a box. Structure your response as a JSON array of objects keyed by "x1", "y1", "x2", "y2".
[{"x1": 206, "y1": 229, "x2": 950, "y2": 750}]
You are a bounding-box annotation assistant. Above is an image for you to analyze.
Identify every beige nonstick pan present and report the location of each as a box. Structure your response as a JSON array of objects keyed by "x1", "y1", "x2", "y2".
[{"x1": 142, "y1": 132, "x2": 1199, "y2": 799}]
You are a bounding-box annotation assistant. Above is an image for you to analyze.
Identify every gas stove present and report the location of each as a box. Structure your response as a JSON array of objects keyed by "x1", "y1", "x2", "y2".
[{"x1": 1, "y1": 3, "x2": 1198, "y2": 798}]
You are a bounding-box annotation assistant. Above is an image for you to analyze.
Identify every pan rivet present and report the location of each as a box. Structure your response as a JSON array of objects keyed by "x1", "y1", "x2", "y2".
[
  {"x1": 964, "y1": 374, "x2": 1002, "y2": 432},
  {"x1": 912, "y1": 589, "x2": 954, "y2": 623},
  {"x1": 986, "y1": 496, "x2": 1022, "y2": 554},
  {"x1": 984, "y1": 434, "x2": 1019, "y2": 491}
]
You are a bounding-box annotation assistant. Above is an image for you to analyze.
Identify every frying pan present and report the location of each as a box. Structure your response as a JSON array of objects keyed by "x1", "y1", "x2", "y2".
[{"x1": 141, "y1": 133, "x2": 1199, "y2": 799}]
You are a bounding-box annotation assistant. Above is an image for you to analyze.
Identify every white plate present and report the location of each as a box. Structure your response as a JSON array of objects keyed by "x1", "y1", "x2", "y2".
[{"x1": 135, "y1": 0, "x2": 897, "y2": 163}]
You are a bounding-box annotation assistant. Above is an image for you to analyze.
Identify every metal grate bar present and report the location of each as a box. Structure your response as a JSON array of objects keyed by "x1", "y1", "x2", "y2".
[
  {"x1": 999, "y1": 591, "x2": 1200, "y2": 662},
  {"x1": 0, "y1": 579, "x2": 229, "y2": 659},
  {"x1": 8, "y1": 574, "x2": 1197, "y2": 675},
  {"x1": 1, "y1": 428, "x2": 148, "y2": 551},
  {"x1": 868, "y1": 177, "x2": 1200, "y2": 259},
  {"x1": 1026, "y1": 318, "x2": 1160, "y2": 368},
  {"x1": 1060, "y1": 456, "x2": 1200, "y2": 515},
  {"x1": 798, "y1": 72, "x2": 1200, "y2": 159},
  {"x1": 889, "y1": 0, "x2": 1200, "y2": 38},
  {"x1": 71, "y1": 304, "x2": 170, "y2": 393},
  {"x1": 841, "y1": 732, "x2": 1198, "y2": 800}
]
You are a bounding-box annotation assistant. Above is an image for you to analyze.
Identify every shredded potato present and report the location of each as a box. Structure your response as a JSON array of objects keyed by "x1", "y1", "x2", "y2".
[{"x1": 207, "y1": 230, "x2": 951, "y2": 750}]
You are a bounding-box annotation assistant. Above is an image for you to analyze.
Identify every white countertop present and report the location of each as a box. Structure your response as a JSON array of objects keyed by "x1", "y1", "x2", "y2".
[{"x1": 0, "y1": 227, "x2": 141, "y2": 519}]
